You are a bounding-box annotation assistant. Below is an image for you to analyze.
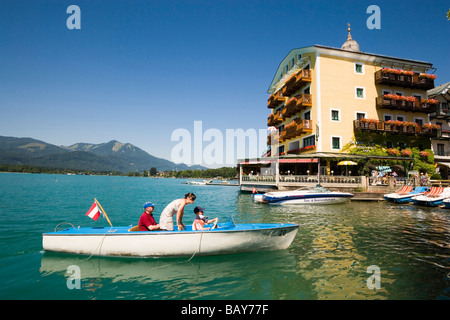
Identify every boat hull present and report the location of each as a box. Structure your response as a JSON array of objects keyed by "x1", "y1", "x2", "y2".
[
  {"x1": 263, "y1": 193, "x2": 353, "y2": 205},
  {"x1": 42, "y1": 223, "x2": 299, "y2": 257},
  {"x1": 444, "y1": 199, "x2": 450, "y2": 208},
  {"x1": 384, "y1": 194, "x2": 415, "y2": 204},
  {"x1": 412, "y1": 196, "x2": 446, "y2": 207},
  {"x1": 252, "y1": 194, "x2": 267, "y2": 203}
]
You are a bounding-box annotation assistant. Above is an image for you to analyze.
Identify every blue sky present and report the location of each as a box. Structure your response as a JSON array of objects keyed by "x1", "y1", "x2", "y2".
[{"x1": 1, "y1": 0, "x2": 449, "y2": 168}]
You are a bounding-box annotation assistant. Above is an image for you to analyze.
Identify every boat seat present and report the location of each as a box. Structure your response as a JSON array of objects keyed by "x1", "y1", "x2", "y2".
[{"x1": 128, "y1": 225, "x2": 140, "y2": 232}]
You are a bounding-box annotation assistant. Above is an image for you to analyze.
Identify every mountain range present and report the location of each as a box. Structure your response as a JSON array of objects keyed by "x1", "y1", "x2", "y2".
[{"x1": 0, "y1": 135, "x2": 205, "y2": 173}]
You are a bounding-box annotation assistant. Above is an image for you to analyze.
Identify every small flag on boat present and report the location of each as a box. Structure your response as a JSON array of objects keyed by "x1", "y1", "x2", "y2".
[
  {"x1": 85, "y1": 202, "x2": 101, "y2": 221},
  {"x1": 252, "y1": 187, "x2": 256, "y2": 194}
]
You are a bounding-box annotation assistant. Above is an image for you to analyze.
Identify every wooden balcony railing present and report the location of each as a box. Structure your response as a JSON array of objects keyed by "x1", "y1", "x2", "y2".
[
  {"x1": 281, "y1": 94, "x2": 312, "y2": 119},
  {"x1": 374, "y1": 69, "x2": 435, "y2": 90},
  {"x1": 267, "y1": 91, "x2": 285, "y2": 109},
  {"x1": 267, "y1": 111, "x2": 283, "y2": 126},
  {"x1": 354, "y1": 119, "x2": 440, "y2": 137},
  {"x1": 281, "y1": 69, "x2": 312, "y2": 96},
  {"x1": 283, "y1": 119, "x2": 313, "y2": 140},
  {"x1": 267, "y1": 131, "x2": 281, "y2": 145},
  {"x1": 376, "y1": 96, "x2": 437, "y2": 114}
]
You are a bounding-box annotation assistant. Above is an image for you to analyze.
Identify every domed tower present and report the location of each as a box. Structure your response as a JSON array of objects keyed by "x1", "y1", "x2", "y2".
[{"x1": 341, "y1": 23, "x2": 360, "y2": 52}]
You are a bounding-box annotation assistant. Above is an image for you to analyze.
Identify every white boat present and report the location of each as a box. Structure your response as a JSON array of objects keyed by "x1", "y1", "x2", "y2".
[
  {"x1": 262, "y1": 184, "x2": 354, "y2": 205},
  {"x1": 252, "y1": 193, "x2": 267, "y2": 203},
  {"x1": 411, "y1": 187, "x2": 450, "y2": 207},
  {"x1": 186, "y1": 180, "x2": 209, "y2": 185},
  {"x1": 42, "y1": 222, "x2": 299, "y2": 257},
  {"x1": 384, "y1": 186, "x2": 430, "y2": 204},
  {"x1": 442, "y1": 198, "x2": 450, "y2": 209}
]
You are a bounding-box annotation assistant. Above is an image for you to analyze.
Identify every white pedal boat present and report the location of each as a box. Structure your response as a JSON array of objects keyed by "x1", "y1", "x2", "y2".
[{"x1": 42, "y1": 222, "x2": 299, "y2": 258}]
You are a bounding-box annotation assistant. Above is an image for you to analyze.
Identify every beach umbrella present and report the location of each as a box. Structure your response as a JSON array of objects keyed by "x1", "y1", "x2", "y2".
[
  {"x1": 337, "y1": 160, "x2": 357, "y2": 176},
  {"x1": 337, "y1": 160, "x2": 357, "y2": 166}
]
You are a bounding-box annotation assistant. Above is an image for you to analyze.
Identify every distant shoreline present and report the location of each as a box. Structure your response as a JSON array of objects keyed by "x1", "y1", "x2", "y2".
[{"x1": 0, "y1": 163, "x2": 238, "y2": 179}]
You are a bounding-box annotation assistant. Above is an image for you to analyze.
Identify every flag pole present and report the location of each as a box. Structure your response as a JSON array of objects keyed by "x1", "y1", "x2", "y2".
[{"x1": 94, "y1": 198, "x2": 113, "y2": 227}]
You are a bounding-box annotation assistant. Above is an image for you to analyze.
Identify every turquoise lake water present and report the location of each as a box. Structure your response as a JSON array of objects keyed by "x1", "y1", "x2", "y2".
[{"x1": 0, "y1": 172, "x2": 449, "y2": 300}]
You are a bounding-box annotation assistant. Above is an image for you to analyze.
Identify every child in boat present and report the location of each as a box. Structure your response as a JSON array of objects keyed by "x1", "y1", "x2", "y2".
[
  {"x1": 139, "y1": 202, "x2": 160, "y2": 231},
  {"x1": 192, "y1": 206, "x2": 218, "y2": 230}
]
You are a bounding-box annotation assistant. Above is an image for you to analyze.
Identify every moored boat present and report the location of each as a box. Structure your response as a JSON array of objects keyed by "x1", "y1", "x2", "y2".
[
  {"x1": 384, "y1": 186, "x2": 430, "y2": 204},
  {"x1": 411, "y1": 187, "x2": 450, "y2": 207},
  {"x1": 262, "y1": 184, "x2": 354, "y2": 205},
  {"x1": 252, "y1": 193, "x2": 267, "y2": 203},
  {"x1": 42, "y1": 222, "x2": 299, "y2": 257},
  {"x1": 443, "y1": 198, "x2": 450, "y2": 208}
]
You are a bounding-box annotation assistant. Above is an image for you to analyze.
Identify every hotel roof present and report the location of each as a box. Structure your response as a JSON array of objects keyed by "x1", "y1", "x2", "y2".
[{"x1": 268, "y1": 29, "x2": 434, "y2": 94}]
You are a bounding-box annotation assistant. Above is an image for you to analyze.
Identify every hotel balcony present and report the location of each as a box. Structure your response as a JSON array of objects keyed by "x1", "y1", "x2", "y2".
[
  {"x1": 374, "y1": 69, "x2": 435, "y2": 90},
  {"x1": 354, "y1": 119, "x2": 439, "y2": 138},
  {"x1": 281, "y1": 69, "x2": 312, "y2": 96},
  {"x1": 430, "y1": 104, "x2": 450, "y2": 120},
  {"x1": 281, "y1": 94, "x2": 312, "y2": 119},
  {"x1": 267, "y1": 131, "x2": 281, "y2": 145},
  {"x1": 375, "y1": 96, "x2": 437, "y2": 114},
  {"x1": 267, "y1": 91, "x2": 285, "y2": 109},
  {"x1": 267, "y1": 111, "x2": 283, "y2": 126}
]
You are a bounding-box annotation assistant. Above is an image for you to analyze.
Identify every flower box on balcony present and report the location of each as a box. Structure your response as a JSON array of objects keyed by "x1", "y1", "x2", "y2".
[
  {"x1": 387, "y1": 148, "x2": 400, "y2": 156},
  {"x1": 412, "y1": 74, "x2": 436, "y2": 90},
  {"x1": 375, "y1": 68, "x2": 414, "y2": 87},
  {"x1": 301, "y1": 145, "x2": 316, "y2": 152},
  {"x1": 422, "y1": 123, "x2": 440, "y2": 137}
]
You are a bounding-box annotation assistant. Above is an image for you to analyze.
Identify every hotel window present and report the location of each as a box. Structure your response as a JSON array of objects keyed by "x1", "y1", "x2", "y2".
[
  {"x1": 383, "y1": 89, "x2": 391, "y2": 95},
  {"x1": 355, "y1": 62, "x2": 364, "y2": 74},
  {"x1": 356, "y1": 112, "x2": 366, "y2": 120},
  {"x1": 437, "y1": 144, "x2": 445, "y2": 156},
  {"x1": 396, "y1": 115, "x2": 405, "y2": 122},
  {"x1": 304, "y1": 86, "x2": 310, "y2": 94},
  {"x1": 278, "y1": 145, "x2": 285, "y2": 155},
  {"x1": 303, "y1": 110, "x2": 311, "y2": 120},
  {"x1": 356, "y1": 87, "x2": 365, "y2": 99},
  {"x1": 291, "y1": 58, "x2": 295, "y2": 68},
  {"x1": 331, "y1": 109, "x2": 340, "y2": 121},
  {"x1": 289, "y1": 140, "x2": 300, "y2": 151},
  {"x1": 384, "y1": 114, "x2": 393, "y2": 121},
  {"x1": 332, "y1": 137, "x2": 341, "y2": 150},
  {"x1": 415, "y1": 118, "x2": 424, "y2": 126}
]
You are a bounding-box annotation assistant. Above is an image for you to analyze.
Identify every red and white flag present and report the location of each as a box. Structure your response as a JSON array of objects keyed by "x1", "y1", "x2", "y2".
[
  {"x1": 252, "y1": 187, "x2": 256, "y2": 194},
  {"x1": 85, "y1": 202, "x2": 101, "y2": 221}
]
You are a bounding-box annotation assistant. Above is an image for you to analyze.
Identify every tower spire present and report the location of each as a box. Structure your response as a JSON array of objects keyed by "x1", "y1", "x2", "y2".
[{"x1": 341, "y1": 23, "x2": 360, "y2": 52}]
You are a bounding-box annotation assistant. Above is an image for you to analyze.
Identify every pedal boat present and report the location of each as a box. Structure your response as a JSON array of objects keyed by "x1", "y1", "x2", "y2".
[
  {"x1": 411, "y1": 187, "x2": 450, "y2": 207},
  {"x1": 384, "y1": 186, "x2": 430, "y2": 204},
  {"x1": 42, "y1": 222, "x2": 299, "y2": 258}
]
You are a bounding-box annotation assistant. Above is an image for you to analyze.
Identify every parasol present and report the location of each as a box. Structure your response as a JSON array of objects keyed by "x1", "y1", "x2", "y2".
[{"x1": 337, "y1": 160, "x2": 357, "y2": 176}]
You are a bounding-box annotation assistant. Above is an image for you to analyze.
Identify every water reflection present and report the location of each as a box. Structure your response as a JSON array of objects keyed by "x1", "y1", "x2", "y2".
[
  {"x1": 236, "y1": 193, "x2": 450, "y2": 299},
  {"x1": 40, "y1": 249, "x2": 304, "y2": 300}
]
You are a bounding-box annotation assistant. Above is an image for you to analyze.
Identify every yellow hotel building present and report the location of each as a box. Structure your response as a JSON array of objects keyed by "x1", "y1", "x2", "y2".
[
  {"x1": 267, "y1": 27, "x2": 436, "y2": 157},
  {"x1": 239, "y1": 27, "x2": 438, "y2": 192}
]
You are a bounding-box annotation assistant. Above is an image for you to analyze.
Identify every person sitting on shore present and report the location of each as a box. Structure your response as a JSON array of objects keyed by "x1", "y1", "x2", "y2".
[
  {"x1": 139, "y1": 202, "x2": 160, "y2": 231},
  {"x1": 192, "y1": 206, "x2": 218, "y2": 230}
]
